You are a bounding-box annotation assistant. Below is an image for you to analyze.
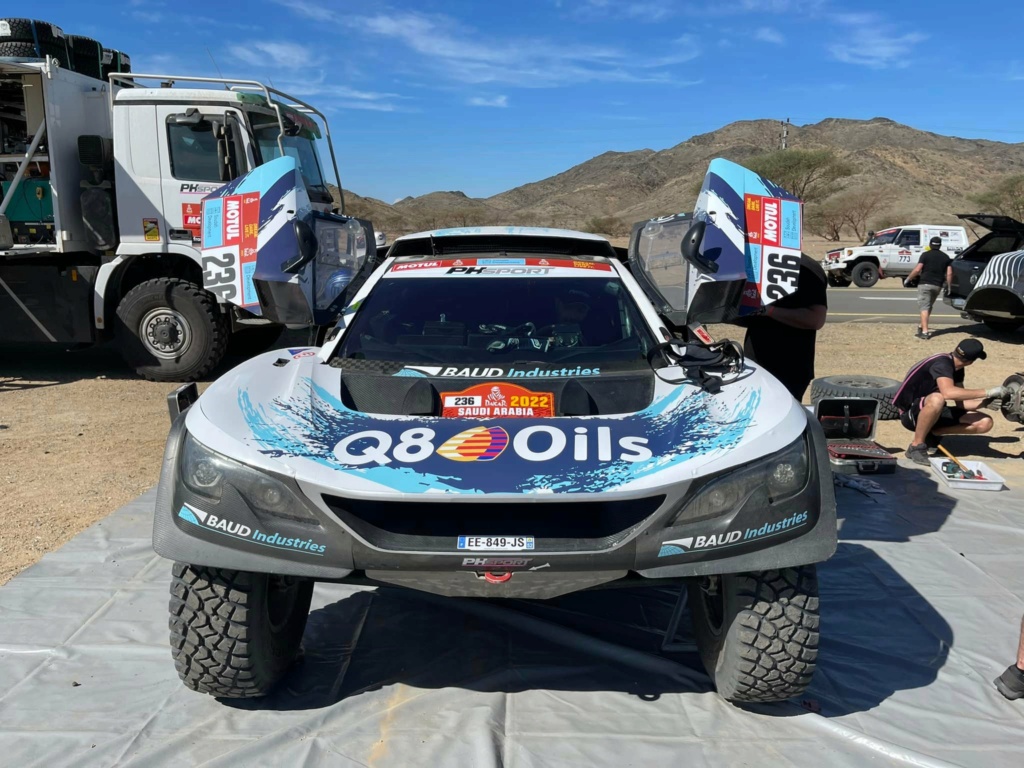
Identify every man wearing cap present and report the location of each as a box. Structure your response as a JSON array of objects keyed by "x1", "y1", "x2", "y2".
[
  {"x1": 893, "y1": 339, "x2": 1008, "y2": 465},
  {"x1": 904, "y1": 236, "x2": 953, "y2": 340}
]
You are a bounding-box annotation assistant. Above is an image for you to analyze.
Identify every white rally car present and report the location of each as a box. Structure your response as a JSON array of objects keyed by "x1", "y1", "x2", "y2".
[{"x1": 154, "y1": 159, "x2": 837, "y2": 705}]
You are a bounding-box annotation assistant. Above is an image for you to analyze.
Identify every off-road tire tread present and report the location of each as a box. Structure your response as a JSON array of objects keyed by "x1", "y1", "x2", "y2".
[
  {"x1": 810, "y1": 375, "x2": 901, "y2": 421},
  {"x1": 116, "y1": 277, "x2": 229, "y2": 382},
  {"x1": 0, "y1": 18, "x2": 64, "y2": 43},
  {"x1": 716, "y1": 568, "x2": 819, "y2": 703},
  {"x1": 851, "y1": 262, "x2": 879, "y2": 288},
  {"x1": 169, "y1": 563, "x2": 314, "y2": 698}
]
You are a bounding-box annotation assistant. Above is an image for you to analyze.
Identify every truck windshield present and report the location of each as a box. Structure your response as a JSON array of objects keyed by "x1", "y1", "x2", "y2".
[
  {"x1": 250, "y1": 116, "x2": 330, "y2": 202},
  {"x1": 867, "y1": 230, "x2": 899, "y2": 246}
]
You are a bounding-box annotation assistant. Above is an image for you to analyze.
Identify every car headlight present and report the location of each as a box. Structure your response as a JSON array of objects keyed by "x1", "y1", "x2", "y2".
[
  {"x1": 180, "y1": 433, "x2": 320, "y2": 526},
  {"x1": 670, "y1": 434, "x2": 809, "y2": 525},
  {"x1": 846, "y1": 249, "x2": 853, "y2": 256}
]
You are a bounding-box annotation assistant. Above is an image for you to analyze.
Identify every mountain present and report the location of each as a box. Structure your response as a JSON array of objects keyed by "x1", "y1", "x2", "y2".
[{"x1": 340, "y1": 118, "x2": 1024, "y2": 240}]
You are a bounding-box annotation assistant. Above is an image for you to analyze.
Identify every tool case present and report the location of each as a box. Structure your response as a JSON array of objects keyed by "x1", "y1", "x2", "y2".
[{"x1": 815, "y1": 397, "x2": 897, "y2": 475}]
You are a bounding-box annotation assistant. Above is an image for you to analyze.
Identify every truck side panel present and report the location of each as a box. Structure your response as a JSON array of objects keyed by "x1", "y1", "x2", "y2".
[
  {"x1": 42, "y1": 68, "x2": 114, "y2": 253},
  {"x1": 0, "y1": 260, "x2": 98, "y2": 343}
]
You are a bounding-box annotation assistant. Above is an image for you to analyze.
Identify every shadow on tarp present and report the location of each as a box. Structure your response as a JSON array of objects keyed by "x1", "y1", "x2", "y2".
[
  {"x1": 222, "y1": 543, "x2": 950, "y2": 720},
  {"x1": 834, "y1": 465, "x2": 959, "y2": 542}
]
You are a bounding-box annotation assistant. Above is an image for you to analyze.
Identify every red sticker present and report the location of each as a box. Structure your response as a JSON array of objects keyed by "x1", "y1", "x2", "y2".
[
  {"x1": 182, "y1": 202, "x2": 202, "y2": 236},
  {"x1": 441, "y1": 382, "x2": 555, "y2": 418}
]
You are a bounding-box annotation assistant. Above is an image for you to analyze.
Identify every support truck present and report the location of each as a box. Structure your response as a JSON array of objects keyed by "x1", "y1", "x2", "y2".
[{"x1": 0, "y1": 41, "x2": 372, "y2": 380}]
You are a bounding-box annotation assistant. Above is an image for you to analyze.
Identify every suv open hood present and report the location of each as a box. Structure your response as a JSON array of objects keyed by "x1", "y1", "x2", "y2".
[{"x1": 956, "y1": 213, "x2": 1024, "y2": 233}]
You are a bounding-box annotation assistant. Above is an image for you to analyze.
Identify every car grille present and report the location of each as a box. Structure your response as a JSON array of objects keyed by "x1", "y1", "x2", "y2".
[{"x1": 323, "y1": 494, "x2": 666, "y2": 552}]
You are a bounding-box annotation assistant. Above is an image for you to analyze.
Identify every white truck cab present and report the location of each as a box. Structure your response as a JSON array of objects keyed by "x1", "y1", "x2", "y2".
[
  {"x1": 0, "y1": 53, "x2": 374, "y2": 381},
  {"x1": 823, "y1": 225, "x2": 967, "y2": 287}
]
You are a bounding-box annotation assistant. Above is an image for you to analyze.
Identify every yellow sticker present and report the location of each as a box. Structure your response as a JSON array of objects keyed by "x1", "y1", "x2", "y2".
[{"x1": 143, "y1": 218, "x2": 160, "y2": 242}]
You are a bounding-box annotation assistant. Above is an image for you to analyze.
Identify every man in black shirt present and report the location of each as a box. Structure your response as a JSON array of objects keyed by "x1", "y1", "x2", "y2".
[
  {"x1": 893, "y1": 338, "x2": 1008, "y2": 464},
  {"x1": 905, "y1": 236, "x2": 953, "y2": 339},
  {"x1": 743, "y1": 254, "x2": 828, "y2": 401}
]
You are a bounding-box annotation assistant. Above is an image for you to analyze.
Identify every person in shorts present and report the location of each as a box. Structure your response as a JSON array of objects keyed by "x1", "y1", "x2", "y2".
[
  {"x1": 893, "y1": 339, "x2": 1007, "y2": 464},
  {"x1": 904, "y1": 236, "x2": 952, "y2": 339}
]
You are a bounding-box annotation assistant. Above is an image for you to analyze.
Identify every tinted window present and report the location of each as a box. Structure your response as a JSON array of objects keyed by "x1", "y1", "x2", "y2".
[
  {"x1": 963, "y1": 234, "x2": 1022, "y2": 263},
  {"x1": 869, "y1": 230, "x2": 899, "y2": 245},
  {"x1": 166, "y1": 122, "x2": 221, "y2": 181},
  {"x1": 333, "y1": 276, "x2": 657, "y2": 368},
  {"x1": 895, "y1": 229, "x2": 920, "y2": 247}
]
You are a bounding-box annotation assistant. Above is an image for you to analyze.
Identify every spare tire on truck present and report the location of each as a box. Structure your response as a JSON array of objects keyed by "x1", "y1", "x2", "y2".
[
  {"x1": 0, "y1": 18, "x2": 71, "y2": 66},
  {"x1": 810, "y1": 374, "x2": 902, "y2": 421},
  {"x1": 68, "y1": 34, "x2": 103, "y2": 79}
]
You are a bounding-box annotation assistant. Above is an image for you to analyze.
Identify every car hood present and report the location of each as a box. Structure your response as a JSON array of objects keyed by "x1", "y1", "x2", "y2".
[
  {"x1": 956, "y1": 213, "x2": 1024, "y2": 234},
  {"x1": 186, "y1": 349, "x2": 807, "y2": 498}
]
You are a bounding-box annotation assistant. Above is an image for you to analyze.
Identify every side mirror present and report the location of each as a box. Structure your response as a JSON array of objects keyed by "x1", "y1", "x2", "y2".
[
  {"x1": 281, "y1": 219, "x2": 318, "y2": 273},
  {"x1": 168, "y1": 108, "x2": 203, "y2": 125},
  {"x1": 680, "y1": 220, "x2": 718, "y2": 274}
]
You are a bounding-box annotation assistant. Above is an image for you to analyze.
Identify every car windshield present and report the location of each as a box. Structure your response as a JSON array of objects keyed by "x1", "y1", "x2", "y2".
[
  {"x1": 331, "y1": 274, "x2": 658, "y2": 369},
  {"x1": 250, "y1": 118, "x2": 327, "y2": 192},
  {"x1": 867, "y1": 230, "x2": 899, "y2": 246}
]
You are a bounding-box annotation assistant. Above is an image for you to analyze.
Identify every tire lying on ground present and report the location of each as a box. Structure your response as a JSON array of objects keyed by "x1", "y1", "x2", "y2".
[
  {"x1": 810, "y1": 374, "x2": 901, "y2": 421},
  {"x1": 169, "y1": 563, "x2": 314, "y2": 698},
  {"x1": 688, "y1": 566, "x2": 820, "y2": 704}
]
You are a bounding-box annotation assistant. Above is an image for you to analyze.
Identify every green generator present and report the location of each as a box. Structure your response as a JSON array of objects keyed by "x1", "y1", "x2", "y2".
[{"x1": 1, "y1": 179, "x2": 56, "y2": 244}]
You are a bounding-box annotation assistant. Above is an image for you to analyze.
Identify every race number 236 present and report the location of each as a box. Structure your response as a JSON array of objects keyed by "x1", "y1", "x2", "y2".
[
  {"x1": 202, "y1": 252, "x2": 238, "y2": 301},
  {"x1": 764, "y1": 251, "x2": 800, "y2": 301}
]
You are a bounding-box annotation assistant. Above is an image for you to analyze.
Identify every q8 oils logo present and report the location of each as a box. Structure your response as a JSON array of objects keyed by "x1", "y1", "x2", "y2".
[{"x1": 332, "y1": 424, "x2": 652, "y2": 467}]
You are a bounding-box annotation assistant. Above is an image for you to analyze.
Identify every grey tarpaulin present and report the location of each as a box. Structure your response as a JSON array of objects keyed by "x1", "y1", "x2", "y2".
[{"x1": 1, "y1": 458, "x2": 1023, "y2": 767}]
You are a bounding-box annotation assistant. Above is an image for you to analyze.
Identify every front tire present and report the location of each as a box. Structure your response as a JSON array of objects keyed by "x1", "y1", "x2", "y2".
[
  {"x1": 115, "y1": 278, "x2": 230, "y2": 381},
  {"x1": 826, "y1": 273, "x2": 851, "y2": 288},
  {"x1": 689, "y1": 566, "x2": 820, "y2": 704},
  {"x1": 169, "y1": 563, "x2": 314, "y2": 698},
  {"x1": 851, "y1": 262, "x2": 879, "y2": 288}
]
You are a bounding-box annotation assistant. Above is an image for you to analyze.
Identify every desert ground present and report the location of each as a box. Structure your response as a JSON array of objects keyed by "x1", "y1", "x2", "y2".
[{"x1": 2, "y1": 311, "x2": 1021, "y2": 586}]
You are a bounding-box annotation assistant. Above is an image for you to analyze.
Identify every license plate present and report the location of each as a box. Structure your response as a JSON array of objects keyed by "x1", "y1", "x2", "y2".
[{"x1": 457, "y1": 535, "x2": 535, "y2": 551}]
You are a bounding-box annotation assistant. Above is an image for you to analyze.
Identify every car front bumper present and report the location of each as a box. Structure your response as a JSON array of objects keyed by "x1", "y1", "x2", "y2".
[{"x1": 153, "y1": 411, "x2": 838, "y2": 599}]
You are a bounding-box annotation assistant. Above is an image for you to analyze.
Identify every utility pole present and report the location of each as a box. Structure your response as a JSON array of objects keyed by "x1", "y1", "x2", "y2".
[{"x1": 780, "y1": 118, "x2": 790, "y2": 150}]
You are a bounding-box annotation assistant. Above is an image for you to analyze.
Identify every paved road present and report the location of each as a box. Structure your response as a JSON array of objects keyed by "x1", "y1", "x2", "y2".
[{"x1": 825, "y1": 284, "x2": 965, "y2": 325}]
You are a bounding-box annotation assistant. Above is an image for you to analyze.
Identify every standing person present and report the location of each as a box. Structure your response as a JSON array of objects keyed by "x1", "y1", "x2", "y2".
[
  {"x1": 893, "y1": 339, "x2": 1007, "y2": 464},
  {"x1": 905, "y1": 236, "x2": 953, "y2": 340},
  {"x1": 742, "y1": 254, "x2": 828, "y2": 401},
  {"x1": 995, "y1": 615, "x2": 1024, "y2": 700}
]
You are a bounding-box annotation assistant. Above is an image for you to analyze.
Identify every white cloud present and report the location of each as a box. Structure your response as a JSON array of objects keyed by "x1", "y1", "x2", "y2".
[
  {"x1": 754, "y1": 27, "x2": 784, "y2": 45},
  {"x1": 229, "y1": 41, "x2": 321, "y2": 70},
  {"x1": 828, "y1": 14, "x2": 927, "y2": 69},
  {"x1": 355, "y1": 11, "x2": 699, "y2": 87},
  {"x1": 468, "y1": 95, "x2": 509, "y2": 108},
  {"x1": 568, "y1": 0, "x2": 676, "y2": 22}
]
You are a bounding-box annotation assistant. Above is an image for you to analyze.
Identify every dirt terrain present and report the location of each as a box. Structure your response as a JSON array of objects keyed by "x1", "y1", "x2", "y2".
[{"x1": 1, "y1": 323, "x2": 1021, "y2": 585}]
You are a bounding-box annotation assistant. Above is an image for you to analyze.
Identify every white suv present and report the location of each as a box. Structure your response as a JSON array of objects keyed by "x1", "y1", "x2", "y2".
[{"x1": 822, "y1": 225, "x2": 967, "y2": 287}]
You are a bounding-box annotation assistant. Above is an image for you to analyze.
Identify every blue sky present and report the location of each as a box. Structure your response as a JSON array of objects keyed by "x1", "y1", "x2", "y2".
[{"x1": 46, "y1": 0, "x2": 1024, "y2": 202}]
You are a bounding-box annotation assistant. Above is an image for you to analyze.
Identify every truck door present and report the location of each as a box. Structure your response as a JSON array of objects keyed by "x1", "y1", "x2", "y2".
[
  {"x1": 893, "y1": 227, "x2": 922, "y2": 271},
  {"x1": 157, "y1": 106, "x2": 250, "y2": 249}
]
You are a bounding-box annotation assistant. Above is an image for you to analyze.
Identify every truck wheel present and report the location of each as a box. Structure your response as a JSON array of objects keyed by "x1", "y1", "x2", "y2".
[
  {"x1": 0, "y1": 18, "x2": 65, "y2": 43},
  {"x1": 982, "y1": 319, "x2": 1022, "y2": 333},
  {"x1": 688, "y1": 566, "x2": 819, "y2": 704},
  {"x1": 115, "y1": 277, "x2": 229, "y2": 382},
  {"x1": 810, "y1": 374, "x2": 901, "y2": 420},
  {"x1": 169, "y1": 563, "x2": 314, "y2": 698},
  {"x1": 851, "y1": 262, "x2": 879, "y2": 288},
  {"x1": 228, "y1": 324, "x2": 285, "y2": 358},
  {"x1": 826, "y1": 273, "x2": 851, "y2": 288},
  {"x1": 0, "y1": 40, "x2": 67, "y2": 65}
]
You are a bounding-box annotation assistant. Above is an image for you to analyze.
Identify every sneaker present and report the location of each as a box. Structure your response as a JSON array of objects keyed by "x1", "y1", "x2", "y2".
[
  {"x1": 915, "y1": 331, "x2": 930, "y2": 340},
  {"x1": 905, "y1": 443, "x2": 931, "y2": 465},
  {"x1": 994, "y1": 665, "x2": 1024, "y2": 700}
]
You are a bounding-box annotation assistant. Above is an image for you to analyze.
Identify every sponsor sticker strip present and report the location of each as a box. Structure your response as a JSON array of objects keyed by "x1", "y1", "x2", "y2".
[{"x1": 388, "y1": 257, "x2": 613, "y2": 277}]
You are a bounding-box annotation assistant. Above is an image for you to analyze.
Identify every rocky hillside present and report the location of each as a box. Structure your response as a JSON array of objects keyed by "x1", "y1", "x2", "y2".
[{"x1": 341, "y1": 118, "x2": 1024, "y2": 243}]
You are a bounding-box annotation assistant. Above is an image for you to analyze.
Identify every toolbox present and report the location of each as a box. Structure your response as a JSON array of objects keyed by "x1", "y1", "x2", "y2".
[{"x1": 815, "y1": 397, "x2": 897, "y2": 475}]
